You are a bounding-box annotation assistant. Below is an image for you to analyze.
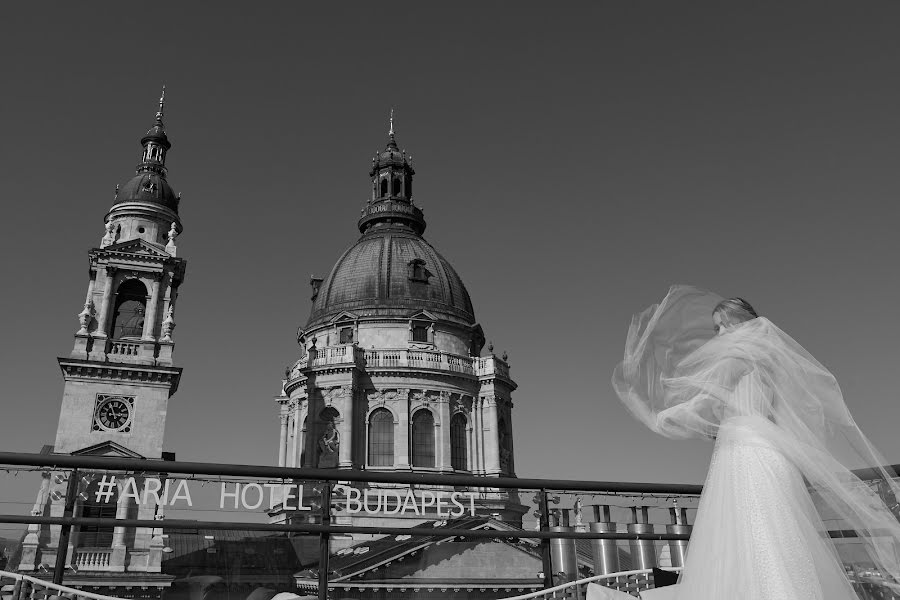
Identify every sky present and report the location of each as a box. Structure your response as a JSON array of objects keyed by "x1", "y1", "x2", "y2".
[{"x1": 1, "y1": 2, "x2": 900, "y2": 493}]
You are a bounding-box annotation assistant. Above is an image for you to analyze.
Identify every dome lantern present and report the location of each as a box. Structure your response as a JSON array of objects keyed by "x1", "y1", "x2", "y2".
[{"x1": 359, "y1": 110, "x2": 425, "y2": 235}]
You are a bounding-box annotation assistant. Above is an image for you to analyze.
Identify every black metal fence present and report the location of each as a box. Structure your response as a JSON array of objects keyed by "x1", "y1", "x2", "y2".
[{"x1": 1, "y1": 452, "x2": 896, "y2": 600}]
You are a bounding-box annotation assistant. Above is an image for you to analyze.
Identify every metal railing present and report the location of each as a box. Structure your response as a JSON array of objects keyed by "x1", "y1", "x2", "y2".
[
  {"x1": 0, "y1": 569, "x2": 125, "y2": 600},
  {"x1": 0, "y1": 452, "x2": 702, "y2": 600}
]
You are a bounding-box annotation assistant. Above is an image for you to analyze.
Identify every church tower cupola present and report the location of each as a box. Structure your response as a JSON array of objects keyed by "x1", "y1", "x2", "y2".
[
  {"x1": 138, "y1": 86, "x2": 171, "y2": 174},
  {"x1": 359, "y1": 110, "x2": 426, "y2": 235},
  {"x1": 103, "y1": 88, "x2": 182, "y2": 247}
]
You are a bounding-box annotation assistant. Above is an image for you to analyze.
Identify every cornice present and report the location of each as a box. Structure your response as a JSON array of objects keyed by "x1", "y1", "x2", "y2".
[{"x1": 58, "y1": 358, "x2": 182, "y2": 394}]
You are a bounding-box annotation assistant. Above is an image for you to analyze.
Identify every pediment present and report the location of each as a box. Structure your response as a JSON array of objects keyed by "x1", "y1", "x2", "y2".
[
  {"x1": 330, "y1": 311, "x2": 360, "y2": 324},
  {"x1": 71, "y1": 441, "x2": 146, "y2": 459},
  {"x1": 103, "y1": 238, "x2": 171, "y2": 257},
  {"x1": 325, "y1": 518, "x2": 541, "y2": 583},
  {"x1": 409, "y1": 310, "x2": 438, "y2": 321}
]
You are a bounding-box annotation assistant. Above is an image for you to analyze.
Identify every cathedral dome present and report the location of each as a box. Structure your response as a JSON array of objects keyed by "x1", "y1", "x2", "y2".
[
  {"x1": 115, "y1": 171, "x2": 179, "y2": 212},
  {"x1": 306, "y1": 225, "x2": 475, "y2": 329}
]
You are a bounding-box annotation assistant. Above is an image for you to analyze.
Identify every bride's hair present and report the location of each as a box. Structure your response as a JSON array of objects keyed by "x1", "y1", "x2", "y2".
[{"x1": 713, "y1": 297, "x2": 759, "y2": 325}]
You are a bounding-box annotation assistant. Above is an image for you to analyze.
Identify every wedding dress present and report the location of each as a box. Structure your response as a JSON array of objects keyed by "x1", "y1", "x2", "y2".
[{"x1": 612, "y1": 286, "x2": 900, "y2": 599}]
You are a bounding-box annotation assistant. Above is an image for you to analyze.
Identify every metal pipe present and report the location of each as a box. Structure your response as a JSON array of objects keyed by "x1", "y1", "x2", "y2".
[
  {"x1": 590, "y1": 505, "x2": 619, "y2": 576},
  {"x1": 52, "y1": 468, "x2": 78, "y2": 585},
  {"x1": 666, "y1": 507, "x2": 691, "y2": 568},
  {"x1": 627, "y1": 506, "x2": 656, "y2": 571},
  {"x1": 549, "y1": 525, "x2": 577, "y2": 586},
  {"x1": 318, "y1": 483, "x2": 331, "y2": 600},
  {"x1": 538, "y1": 490, "x2": 552, "y2": 589}
]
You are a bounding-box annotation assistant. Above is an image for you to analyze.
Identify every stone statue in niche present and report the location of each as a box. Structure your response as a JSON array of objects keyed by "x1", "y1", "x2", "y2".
[{"x1": 317, "y1": 421, "x2": 340, "y2": 468}]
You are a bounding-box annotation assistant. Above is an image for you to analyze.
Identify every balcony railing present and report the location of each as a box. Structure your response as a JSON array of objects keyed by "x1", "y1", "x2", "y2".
[
  {"x1": 106, "y1": 341, "x2": 141, "y2": 358},
  {"x1": 0, "y1": 569, "x2": 126, "y2": 600},
  {"x1": 292, "y1": 345, "x2": 511, "y2": 379},
  {"x1": 71, "y1": 548, "x2": 112, "y2": 571}
]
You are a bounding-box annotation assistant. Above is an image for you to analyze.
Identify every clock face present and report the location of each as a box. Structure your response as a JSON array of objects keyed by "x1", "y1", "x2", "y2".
[{"x1": 93, "y1": 395, "x2": 133, "y2": 432}]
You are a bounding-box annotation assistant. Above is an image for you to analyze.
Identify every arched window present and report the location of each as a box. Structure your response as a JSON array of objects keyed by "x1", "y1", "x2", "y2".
[
  {"x1": 450, "y1": 413, "x2": 468, "y2": 470},
  {"x1": 380, "y1": 177, "x2": 389, "y2": 197},
  {"x1": 111, "y1": 279, "x2": 148, "y2": 339},
  {"x1": 77, "y1": 479, "x2": 118, "y2": 547},
  {"x1": 392, "y1": 176, "x2": 402, "y2": 197},
  {"x1": 406, "y1": 178, "x2": 412, "y2": 198},
  {"x1": 368, "y1": 408, "x2": 394, "y2": 467},
  {"x1": 411, "y1": 410, "x2": 435, "y2": 468}
]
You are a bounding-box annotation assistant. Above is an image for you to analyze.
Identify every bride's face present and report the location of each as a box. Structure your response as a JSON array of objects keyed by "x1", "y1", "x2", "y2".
[{"x1": 713, "y1": 312, "x2": 729, "y2": 336}]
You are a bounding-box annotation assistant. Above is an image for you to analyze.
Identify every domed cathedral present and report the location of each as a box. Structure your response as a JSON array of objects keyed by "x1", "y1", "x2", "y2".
[
  {"x1": 18, "y1": 91, "x2": 185, "y2": 595},
  {"x1": 275, "y1": 122, "x2": 521, "y2": 522}
]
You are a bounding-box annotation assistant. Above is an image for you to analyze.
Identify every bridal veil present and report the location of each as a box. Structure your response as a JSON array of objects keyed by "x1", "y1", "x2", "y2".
[{"x1": 612, "y1": 285, "x2": 900, "y2": 581}]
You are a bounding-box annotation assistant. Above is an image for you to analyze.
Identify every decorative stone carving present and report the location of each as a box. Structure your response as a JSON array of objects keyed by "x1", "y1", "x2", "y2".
[
  {"x1": 101, "y1": 220, "x2": 116, "y2": 248},
  {"x1": 161, "y1": 305, "x2": 175, "y2": 341},
  {"x1": 166, "y1": 222, "x2": 178, "y2": 255},
  {"x1": 77, "y1": 300, "x2": 94, "y2": 335},
  {"x1": 317, "y1": 421, "x2": 339, "y2": 468}
]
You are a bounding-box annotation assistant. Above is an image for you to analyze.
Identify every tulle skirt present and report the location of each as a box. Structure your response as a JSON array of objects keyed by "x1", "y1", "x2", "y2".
[{"x1": 674, "y1": 417, "x2": 860, "y2": 600}]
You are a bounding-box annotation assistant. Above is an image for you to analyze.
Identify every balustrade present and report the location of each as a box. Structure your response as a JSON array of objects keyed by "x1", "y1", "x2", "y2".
[
  {"x1": 299, "y1": 345, "x2": 518, "y2": 378},
  {"x1": 106, "y1": 341, "x2": 141, "y2": 357},
  {"x1": 72, "y1": 548, "x2": 112, "y2": 571}
]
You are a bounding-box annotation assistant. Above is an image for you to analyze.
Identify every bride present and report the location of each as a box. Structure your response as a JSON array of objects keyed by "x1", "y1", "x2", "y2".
[{"x1": 612, "y1": 286, "x2": 900, "y2": 599}]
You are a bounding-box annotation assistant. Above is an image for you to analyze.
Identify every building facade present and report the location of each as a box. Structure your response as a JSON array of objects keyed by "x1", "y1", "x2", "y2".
[
  {"x1": 272, "y1": 126, "x2": 521, "y2": 524},
  {"x1": 18, "y1": 93, "x2": 185, "y2": 596}
]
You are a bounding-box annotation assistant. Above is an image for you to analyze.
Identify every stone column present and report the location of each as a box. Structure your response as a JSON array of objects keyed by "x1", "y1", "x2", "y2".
[
  {"x1": 94, "y1": 267, "x2": 117, "y2": 338},
  {"x1": 483, "y1": 395, "x2": 501, "y2": 475},
  {"x1": 473, "y1": 397, "x2": 483, "y2": 474},
  {"x1": 142, "y1": 274, "x2": 162, "y2": 340},
  {"x1": 278, "y1": 414, "x2": 289, "y2": 467},
  {"x1": 295, "y1": 401, "x2": 307, "y2": 467},
  {"x1": 466, "y1": 410, "x2": 475, "y2": 473},
  {"x1": 338, "y1": 386, "x2": 354, "y2": 468},
  {"x1": 110, "y1": 492, "x2": 130, "y2": 572},
  {"x1": 438, "y1": 392, "x2": 452, "y2": 471},
  {"x1": 396, "y1": 389, "x2": 410, "y2": 469}
]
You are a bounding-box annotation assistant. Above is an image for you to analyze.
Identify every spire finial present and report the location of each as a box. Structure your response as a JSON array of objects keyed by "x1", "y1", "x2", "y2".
[
  {"x1": 156, "y1": 85, "x2": 166, "y2": 123},
  {"x1": 389, "y1": 108, "x2": 394, "y2": 136}
]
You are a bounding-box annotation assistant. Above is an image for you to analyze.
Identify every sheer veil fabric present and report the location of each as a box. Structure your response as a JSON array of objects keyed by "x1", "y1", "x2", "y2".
[{"x1": 612, "y1": 285, "x2": 900, "y2": 586}]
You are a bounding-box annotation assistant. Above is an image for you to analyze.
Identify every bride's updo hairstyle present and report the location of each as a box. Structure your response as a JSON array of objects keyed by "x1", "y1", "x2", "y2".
[{"x1": 713, "y1": 297, "x2": 759, "y2": 326}]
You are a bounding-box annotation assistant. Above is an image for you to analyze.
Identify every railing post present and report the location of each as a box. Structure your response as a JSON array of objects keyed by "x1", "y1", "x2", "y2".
[
  {"x1": 538, "y1": 489, "x2": 552, "y2": 590},
  {"x1": 318, "y1": 481, "x2": 332, "y2": 600},
  {"x1": 53, "y1": 468, "x2": 79, "y2": 585}
]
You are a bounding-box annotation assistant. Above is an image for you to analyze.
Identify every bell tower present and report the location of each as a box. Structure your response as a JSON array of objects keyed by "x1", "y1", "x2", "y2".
[
  {"x1": 17, "y1": 92, "x2": 187, "y2": 587},
  {"x1": 56, "y1": 87, "x2": 186, "y2": 460}
]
